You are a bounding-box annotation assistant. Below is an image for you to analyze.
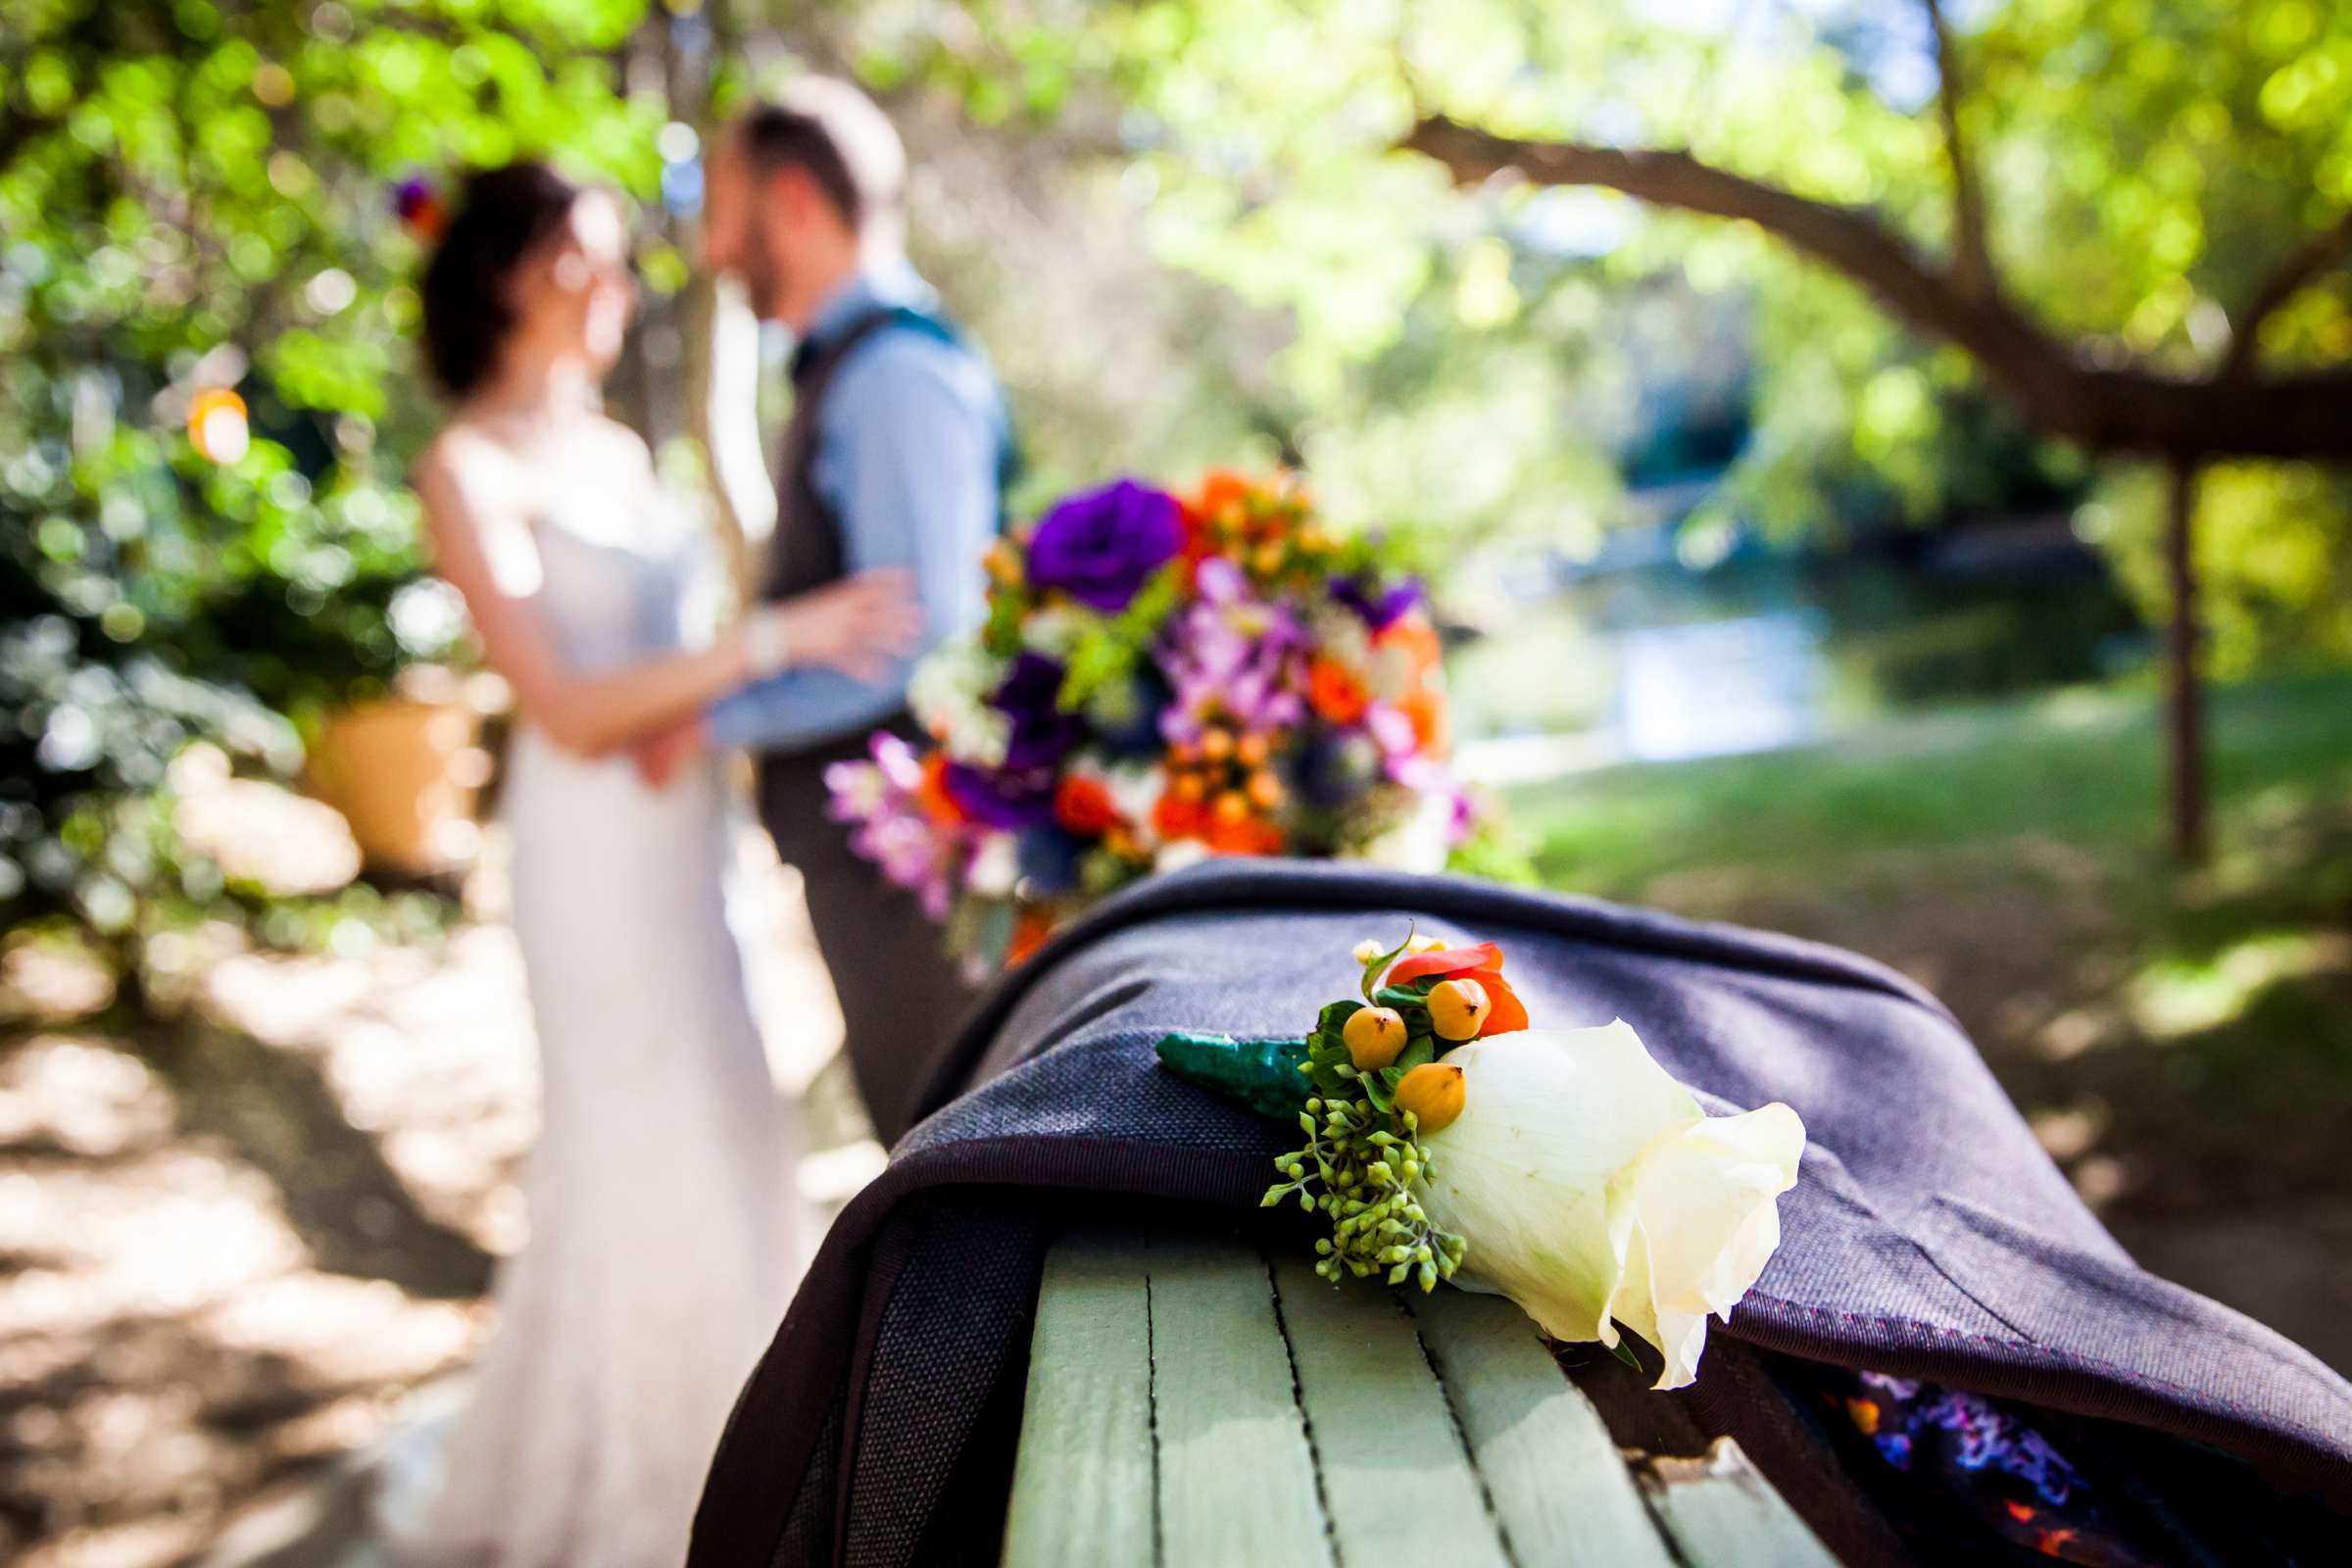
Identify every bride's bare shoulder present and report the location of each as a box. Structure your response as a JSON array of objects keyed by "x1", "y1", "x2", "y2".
[
  {"x1": 416, "y1": 419, "x2": 523, "y2": 511},
  {"x1": 588, "y1": 412, "x2": 657, "y2": 474}
]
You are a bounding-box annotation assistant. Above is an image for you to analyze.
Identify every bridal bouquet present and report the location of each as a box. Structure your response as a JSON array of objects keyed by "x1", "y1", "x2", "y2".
[
  {"x1": 1157, "y1": 931, "x2": 1806, "y2": 1390},
  {"x1": 826, "y1": 471, "x2": 1474, "y2": 969}
]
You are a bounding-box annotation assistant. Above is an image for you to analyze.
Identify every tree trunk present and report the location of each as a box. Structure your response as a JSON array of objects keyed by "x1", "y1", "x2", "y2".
[{"x1": 2163, "y1": 460, "x2": 2207, "y2": 864}]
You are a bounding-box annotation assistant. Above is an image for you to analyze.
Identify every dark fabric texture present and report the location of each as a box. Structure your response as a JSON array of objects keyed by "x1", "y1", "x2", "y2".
[
  {"x1": 750, "y1": 304, "x2": 987, "y2": 1144},
  {"x1": 689, "y1": 861, "x2": 2352, "y2": 1567}
]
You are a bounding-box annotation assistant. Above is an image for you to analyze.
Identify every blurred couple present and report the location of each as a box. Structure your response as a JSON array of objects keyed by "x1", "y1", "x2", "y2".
[{"x1": 385, "y1": 81, "x2": 1005, "y2": 1564}]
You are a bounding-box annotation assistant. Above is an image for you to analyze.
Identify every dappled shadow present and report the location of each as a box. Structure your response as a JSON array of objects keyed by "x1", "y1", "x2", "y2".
[{"x1": 144, "y1": 1017, "x2": 492, "y2": 1301}]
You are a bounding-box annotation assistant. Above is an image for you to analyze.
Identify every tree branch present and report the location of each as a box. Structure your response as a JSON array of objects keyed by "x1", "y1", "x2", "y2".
[
  {"x1": 1921, "y1": 0, "x2": 1993, "y2": 301},
  {"x1": 2220, "y1": 207, "x2": 2352, "y2": 380},
  {"x1": 1399, "y1": 115, "x2": 2073, "y2": 427},
  {"x1": 1398, "y1": 113, "x2": 2352, "y2": 462}
]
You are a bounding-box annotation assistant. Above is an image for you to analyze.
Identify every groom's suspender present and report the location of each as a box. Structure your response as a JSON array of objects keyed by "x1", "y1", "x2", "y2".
[{"x1": 763, "y1": 304, "x2": 1013, "y2": 610}]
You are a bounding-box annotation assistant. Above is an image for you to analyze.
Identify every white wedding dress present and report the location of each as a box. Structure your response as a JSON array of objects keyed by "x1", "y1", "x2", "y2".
[{"x1": 382, "y1": 485, "x2": 804, "y2": 1567}]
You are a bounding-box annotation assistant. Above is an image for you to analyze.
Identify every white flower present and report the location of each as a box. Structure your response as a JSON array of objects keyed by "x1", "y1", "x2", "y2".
[
  {"x1": 964, "y1": 832, "x2": 1021, "y2": 898},
  {"x1": 1413, "y1": 1022, "x2": 1804, "y2": 1390},
  {"x1": 1101, "y1": 762, "x2": 1166, "y2": 840},
  {"x1": 1154, "y1": 838, "x2": 1211, "y2": 874},
  {"x1": 1018, "y1": 605, "x2": 1087, "y2": 658},
  {"x1": 1354, "y1": 790, "x2": 1455, "y2": 874},
  {"x1": 908, "y1": 641, "x2": 1009, "y2": 767}
]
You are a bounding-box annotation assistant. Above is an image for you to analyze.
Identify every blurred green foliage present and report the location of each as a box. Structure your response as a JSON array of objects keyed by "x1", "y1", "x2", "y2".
[
  {"x1": 7, "y1": 0, "x2": 2350, "y2": 970},
  {"x1": 0, "y1": 0, "x2": 660, "y2": 956},
  {"x1": 872, "y1": 0, "x2": 2352, "y2": 645}
]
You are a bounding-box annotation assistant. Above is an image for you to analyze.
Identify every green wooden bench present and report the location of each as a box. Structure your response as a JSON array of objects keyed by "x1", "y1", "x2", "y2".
[{"x1": 1003, "y1": 1226, "x2": 1840, "y2": 1568}]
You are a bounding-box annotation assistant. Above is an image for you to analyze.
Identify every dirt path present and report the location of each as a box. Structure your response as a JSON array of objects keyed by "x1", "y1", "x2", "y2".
[{"x1": 0, "y1": 835, "x2": 878, "y2": 1568}]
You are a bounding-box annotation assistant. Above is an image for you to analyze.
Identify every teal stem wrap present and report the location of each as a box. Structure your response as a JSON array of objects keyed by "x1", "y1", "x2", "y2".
[{"x1": 1154, "y1": 1032, "x2": 1315, "y2": 1122}]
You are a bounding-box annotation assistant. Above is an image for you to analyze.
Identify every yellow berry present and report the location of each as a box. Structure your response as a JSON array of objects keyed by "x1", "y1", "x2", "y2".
[
  {"x1": 1172, "y1": 774, "x2": 1206, "y2": 803},
  {"x1": 1396, "y1": 1062, "x2": 1466, "y2": 1134},
  {"x1": 1200, "y1": 727, "x2": 1234, "y2": 763},
  {"x1": 1342, "y1": 1006, "x2": 1409, "y2": 1070},
  {"x1": 1351, "y1": 939, "x2": 1385, "y2": 963},
  {"x1": 1212, "y1": 790, "x2": 1250, "y2": 824},
  {"x1": 1236, "y1": 732, "x2": 1270, "y2": 769},
  {"x1": 1428, "y1": 978, "x2": 1492, "y2": 1042},
  {"x1": 1247, "y1": 769, "x2": 1284, "y2": 810},
  {"x1": 1251, "y1": 541, "x2": 1286, "y2": 574},
  {"x1": 1407, "y1": 934, "x2": 1448, "y2": 954}
]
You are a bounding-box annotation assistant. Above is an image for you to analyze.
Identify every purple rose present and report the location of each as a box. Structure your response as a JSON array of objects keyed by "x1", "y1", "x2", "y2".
[
  {"x1": 1027, "y1": 479, "x2": 1183, "y2": 612},
  {"x1": 993, "y1": 652, "x2": 1084, "y2": 772},
  {"x1": 943, "y1": 653, "x2": 1082, "y2": 829}
]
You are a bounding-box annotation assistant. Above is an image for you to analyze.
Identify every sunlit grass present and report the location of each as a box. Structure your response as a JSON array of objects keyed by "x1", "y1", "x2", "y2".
[{"x1": 1512, "y1": 668, "x2": 2352, "y2": 898}]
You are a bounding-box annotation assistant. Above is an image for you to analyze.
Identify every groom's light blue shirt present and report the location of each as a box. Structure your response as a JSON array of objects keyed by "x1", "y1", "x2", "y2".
[{"x1": 706, "y1": 266, "x2": 1003, "y2": 754}]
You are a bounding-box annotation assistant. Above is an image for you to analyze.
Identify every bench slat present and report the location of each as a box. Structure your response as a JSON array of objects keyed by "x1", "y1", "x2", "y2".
[
  {"x1": 1001, "y1": 1228, "x2": 1157, "y2": 1567},
  {"x1": 1409, "y1": 1287, "x2": 1679, "y2": 1568},
  {"x1": 1268, "y1": 1256, "x2": 1512, "y2": 1566},
  {"x1": 1641, "y1": 1439, "x2": 1842, "y2": 1568},
  {"x1": 1150, "y1": 1231, "x2": 1335, "y2": 1567}
]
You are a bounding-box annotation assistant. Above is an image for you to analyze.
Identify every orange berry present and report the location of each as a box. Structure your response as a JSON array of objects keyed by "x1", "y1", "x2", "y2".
[
  {"x1": 1428, "y1": 978, "x2": 1492, "y2": 1042},
  {"x1": 1247, "y1": 769, "x2": 1284, "y2": 810},
  {"x1": 1211, "y1": 790, "x2": 1250, "y2": 824},
  {"x1": 1396, "y1": 1062, "x2": 1467, "y2": 1134},
  {"x1": 1342, "y1": 1006, "x2": 1409, "y2": 1070}
]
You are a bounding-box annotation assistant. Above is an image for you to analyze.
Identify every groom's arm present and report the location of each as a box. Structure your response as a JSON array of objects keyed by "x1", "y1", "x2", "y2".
[{"x1": 705, "y1": 333, "x2": 999, "y2": 755}]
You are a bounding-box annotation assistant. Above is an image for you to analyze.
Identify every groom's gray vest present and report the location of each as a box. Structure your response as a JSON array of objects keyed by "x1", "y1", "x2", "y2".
[
  {"x1": 693, "y1": 861, "x2": 2352, "y2": 1566},
  {"x1": 752, "y1": 305, "x2": 991, "y2": 1147}
]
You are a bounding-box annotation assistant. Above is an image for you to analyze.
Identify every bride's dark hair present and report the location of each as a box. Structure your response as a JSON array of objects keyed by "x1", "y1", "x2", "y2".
[{"x1": 419, "y1": 161, "x2": 585, "y2": 397}]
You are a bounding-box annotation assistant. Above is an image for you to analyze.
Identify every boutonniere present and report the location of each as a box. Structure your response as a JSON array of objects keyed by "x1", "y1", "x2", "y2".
[{"x1": 1157, "y1": 930, "x2": 1806, "y2": 1389}]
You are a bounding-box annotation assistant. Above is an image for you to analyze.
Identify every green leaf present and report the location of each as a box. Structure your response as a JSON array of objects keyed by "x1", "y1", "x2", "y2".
[{"x1": 1358, "y1": 923, "x2": 1416, "y2": 1000}]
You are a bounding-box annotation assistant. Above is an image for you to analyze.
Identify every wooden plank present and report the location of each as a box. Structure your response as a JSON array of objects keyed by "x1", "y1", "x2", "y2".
[
  {"x1": 1409, "y1": 1287, "x2": 1678, "y2": 1568},
  {"x1": 1002, "y1": 1229, "x2": 1158, "y2": 1567},
  {"x1": 1149, "y1": 1231, "x2": 1335, "y2": 1568},
  {"x1": 1641, "y1": 1438, "x2": 1841, "y2": 1568},
  {"x1": 1267, "y1": 1257, "x2": 1511, "y2": 1567}
]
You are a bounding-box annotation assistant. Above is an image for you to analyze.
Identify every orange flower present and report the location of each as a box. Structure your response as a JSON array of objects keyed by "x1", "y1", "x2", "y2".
[
  {"x1": 1386, "y1": 941, "x2": 1527, "y2": 1037},
  {"x1": 1398, "y1": 685, "x2": 1448, "y2": 756},
  {"x1": 1186, "y1": 469, "x2": 1258, "y2": 528},
  {"x1": 1006, "y1": 908, "x2": 1055, "y2": 967},
  {"x1": 1153, "y1": 793, "x2": 1208, "y2": 841},
  {"x1": 1375, "y1": 612, "x2": 1444, "y2": 675},
  {"x1": 917, "y1": 753, "x2": 967, "y2": 827},
  {"x1": 1306, "y1": 657, "x2": 1370, "y2": 724},
  {"x1": 1205, "y1": 813, "x2": 1284, "y2": 857},
  {"x1": 1054, "y1": 775, "x2": 1120, "y2": 837}
]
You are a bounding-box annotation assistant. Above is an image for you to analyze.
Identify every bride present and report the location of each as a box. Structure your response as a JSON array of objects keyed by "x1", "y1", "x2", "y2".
[{"x1": 384, "y1": 162, "x2": 916, "y2": 1565}]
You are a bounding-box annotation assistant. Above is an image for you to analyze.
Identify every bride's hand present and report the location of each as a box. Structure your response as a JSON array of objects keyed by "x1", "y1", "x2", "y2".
[{"x1": 760, "y1": 569, "x2": 924, "y2": 683}]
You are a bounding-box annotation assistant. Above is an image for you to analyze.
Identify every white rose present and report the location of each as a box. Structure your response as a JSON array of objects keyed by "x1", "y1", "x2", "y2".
[{"x1": 1413, "y1": 1021, "x2": 1804, "y2": 1390}]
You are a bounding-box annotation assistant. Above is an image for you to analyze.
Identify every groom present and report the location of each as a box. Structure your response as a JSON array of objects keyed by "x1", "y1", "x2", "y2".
[{"x1": 657, "y1": 80, "x2": 1008, "y2": 1145}]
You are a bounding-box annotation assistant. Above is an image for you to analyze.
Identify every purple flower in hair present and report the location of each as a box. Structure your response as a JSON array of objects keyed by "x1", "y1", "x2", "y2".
[{"x1": 1027, "y1": 479, "x2": 1183, "y2": 612}]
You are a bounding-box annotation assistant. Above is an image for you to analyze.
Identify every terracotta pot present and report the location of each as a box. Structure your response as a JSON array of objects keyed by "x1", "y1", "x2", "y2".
[{"x1": 303, "y1": 692, "x2": 493, "y2": 876}]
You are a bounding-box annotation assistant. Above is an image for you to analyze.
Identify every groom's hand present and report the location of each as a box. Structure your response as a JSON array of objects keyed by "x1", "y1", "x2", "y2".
[{"x1": 635, "y1": 716, "x2": 709, "y2": 789}]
